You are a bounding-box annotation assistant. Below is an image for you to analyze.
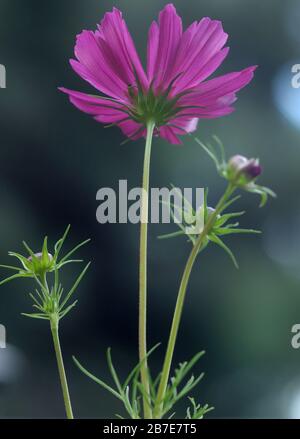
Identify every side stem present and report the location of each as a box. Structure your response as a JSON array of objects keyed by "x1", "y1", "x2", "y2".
[
  {"x1": 154, "y1": 184, "x2": 234, "y2": 418},
  {"x1": 50, "y1": 315, "x2": 74, "y2": 419},
  {"x1": 139, "y1": 121, "x2": 155, "y2": 419}
]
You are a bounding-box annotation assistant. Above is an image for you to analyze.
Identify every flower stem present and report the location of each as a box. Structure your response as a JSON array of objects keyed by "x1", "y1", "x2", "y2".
[
  {"x1": 50, "y1": 315, "x2": 74, "y2": 419},
  {"x1": 154, "y1": 184, "x2": 235, "y2": 418},
  {"x1": 139, "y1": 121, "x2": 155, "y2": 419}
]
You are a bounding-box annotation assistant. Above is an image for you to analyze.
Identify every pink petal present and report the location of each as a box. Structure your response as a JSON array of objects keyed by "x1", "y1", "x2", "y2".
[
  {"x1": 171, "y1": 19, "x2": 229, "y2": 94},
  {"x1": 147, "y1": 4, "x2": 183, "y2": 90},
  {"x1": 180, "y1": 107, "x2": 235, "y2": 119},
  {"x1": 118, "y1": 119, "x2": 146, "y2": 140},
  {"x1": 177, "y1": 66, "x2": 256, "y2": 118},
  {"x1": 159, "y1": 126, "x2": 182, "y2": 145},
  {"x1": 71, "y1": 8, "x2": 147, "y2": 101},
  {"x1": 71, "y1": 31, "x2": 128, "y2": 100},
  {"x1": 171, "y1": 117, "x2": 199, "y2": 133},
  {"x1": 96, "y1": 8, "x2": 148, "y2": 91},
  {"x1": 147, "y1": 21, "x2": 159, "y2": 82},
  {"x1": 159, "y1": 117, "x2": 198, "y2": 144},
  {"x1": 59, "y1": 87, "x2": 128, "y2": 123}
]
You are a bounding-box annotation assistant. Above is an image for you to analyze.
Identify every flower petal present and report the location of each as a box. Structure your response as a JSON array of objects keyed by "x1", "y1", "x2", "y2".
[
  {"x1": 118, "y1": 119, "x2": 146, "y2": 140},
  {"x1": 170, "y1": 117, "x2": 199, "y2": 133},
  {"x1": 59, "y1": 87, "x2": 128, "y2": 123},
  {"x1": 71, "y1": 8, "x2": 147, "y2": 101},
  {"x1": 147, "y1": 4, "x2": 183, "y2": 90},
  {"x1": 147, "y1": 21, "x2": 159, "y2": 82},
  {"x1": 171, "y1": 19, "x2": 229, "y2": 94},
  {"x1": 177, "y1": 66, "x2": 256, "y2": 118},
  {"x1": 96, "y1": 8, "x2": 148, "y2": 90},
  {"x1": 159, "y1": 126, "x2": 182, "y2": 145},
  {"x1": 159, "y1": 117, "x2": 198, "y2": 144},
  {"x1": 71, "y1": 31, "x2": 128, "y2": 100}
]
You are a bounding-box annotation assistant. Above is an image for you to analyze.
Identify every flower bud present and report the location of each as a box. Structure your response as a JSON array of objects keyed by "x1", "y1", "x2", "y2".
[
  {"x1": 28, "y1": 252, "x2": 53, "y2": 262},
  {"x1": 27, "y1": 252, "x2": 54, "y2": 276},
  {"x1": 227, "y1": 155, "x2": 262, "y2": 185}
]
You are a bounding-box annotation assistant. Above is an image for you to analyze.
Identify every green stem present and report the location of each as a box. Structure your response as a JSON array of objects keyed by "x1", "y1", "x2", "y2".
[
  {"x1": 50, "y1": 315, "x2": 74, "y2": 419},
  {"x1": 154, "y1": 184, "x2": 235, "y2": 418},
  {"x1": 139, "y1": 121, "x2": 155, "y2": 419}
]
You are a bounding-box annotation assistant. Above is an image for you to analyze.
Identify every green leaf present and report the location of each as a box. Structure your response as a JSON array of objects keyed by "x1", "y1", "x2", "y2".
[
  {"x1": 219, "y1": 195, "x2": 241, "y2": 214},
  {"x1": 22, "y1": 241, "x2": 37, "y2": 259},
  {"x1": 106, "y1": 348, "x2": 123, "y2": 395},
  {"x1": 21, "y1": 312, "x2": 49, "y2": 320},
  {"x1": 73, "y1": 356, "x2": 122, "y2": 401},
  {"x1": 59, "y1": 239, "x2": 91, "y2": 265},
  {"x1": 59, "y1": 300, "x2": 78, "y2": 319},
  {"x1": 195, "y1": 137, "x2": 221, "y2": 170},
  {"x1": 186, "y1": 397, "x2": 214, "y2": 419},
  {"x1": 0, "y1": 272, "x2": 32, "y2": 286},
  {"x1": 41, "y1": 236, "x2": 49, "y2": 265},
  {"x1": 59, "y1": 262, "x2": 90, "y2": 311},
  {"x1": 166, "y1": 351, "x2": 205, "y2": 397},
  {"x1": 55, "y1": 259, "x2": 83, "y2": 269},
  {"x1": 54, "y1": 225, "x2": 71, "y2": 259},
  {"x1": 245, "y1": 184, "x2": 276, "y2": 208},
  {"x1": 215, "y1": 211, "x2": 245, "y2": 227},
  {"x1": 212, "y1": 135, "x2": 225, "y2": 164},
  {"x1": 158, "y1": 230, "x2": 185, "y2": 240},
  {"x1": 29, "y1": 292, "x2": 43, "y2": 308},
  {"x1": 217, "y1": 228, "x2": 261, "y2": 236},
  {"x1": 122, "y1": 343, "x2": 160, "y2": 392},
  {"x1": 0, "y1": 264, "x2": 23, "y2": 271},
  {"x1": 209, "y1": 234, "x2": 239, "y2": 268},
  {"x1": 8, "y1": 252, "x2": 32, "y2": 271}
]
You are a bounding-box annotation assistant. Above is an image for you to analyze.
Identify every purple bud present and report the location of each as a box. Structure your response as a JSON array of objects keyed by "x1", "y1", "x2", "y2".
[
  {"x1": 243, "y1": 159, "x2": 262, "y2": 179},
  {"x1": 228, "y1": 155, "x2": 262, "y2": 182}
]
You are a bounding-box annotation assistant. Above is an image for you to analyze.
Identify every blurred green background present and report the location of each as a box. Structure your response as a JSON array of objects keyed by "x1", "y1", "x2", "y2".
[{"x1": 0, "y1": 0, "x2": 300, "y2": 419}]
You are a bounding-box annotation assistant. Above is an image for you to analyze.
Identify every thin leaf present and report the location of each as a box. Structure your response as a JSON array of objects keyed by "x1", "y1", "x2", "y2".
[
  {"x1": 106, "y1": 348, "x2": 123, "y2": 395},
  {"x1": 212, "y1": 135, "x2": 225, "y2": 164},
  {"x1": 0, "y1": 272, "x2": 31, "y2": 286},
  {"x1": 217, "y1": 228, "x2": 261, "y2": 236},
  {"x1": 215, "y1": 211, "x2": 245, "y2": 227},
  {"x1": 59, "y1": 262, "x2": 90, "y2": 310},
  {"x1": 122, "y1": 343, "x2": 160, "y2": 391},
  {"x1": 59, "y1": 239, "x2": 91, "y2": 264},
  {"x1": 0, "y1": 264, "x2": 23, "y2": 271},
  {"x1": 55, "y1": 259, "x2": 83, "y2": 269},
  {"x1": 167, "y1": 351, "x2": 205, "y2": 397},
  {"x1": 73, "y1": 356, "x2": 122, "y2": 401},
  {"x1": 209, "y1": 234, "x2": 239, "y2": 268},
  {"x1": 21, "y1": 313, "x2": 49, "y2": 320},
  {"x1": 59, "y1": 300, "x2": 78, "y2": 318},
  {"x1": 158, "y1": 230, "x2": 185, "y2": 240},
  {"x1": 195, "y1": 137, "x2": 220, "y2": 169},
  {"x1": 22, "y1": 241, "x2": 37, "y2": 259},
  {"x1": 219, "y1": 195, "x2": 241, "y2": 214},
  {"x1": 54, "y1": 225, "x2": 71, "y2": 259}
]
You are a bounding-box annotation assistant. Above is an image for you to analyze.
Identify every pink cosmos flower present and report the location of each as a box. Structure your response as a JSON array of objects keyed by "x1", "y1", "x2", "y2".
[{"x1": 60, "y1": 4, "x2": 256, "y2": 145}]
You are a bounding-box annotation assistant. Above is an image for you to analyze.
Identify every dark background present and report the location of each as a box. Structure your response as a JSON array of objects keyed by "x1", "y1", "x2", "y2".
[{"x1": 0, "y1": 0, "x2": 300, "y2": 418}]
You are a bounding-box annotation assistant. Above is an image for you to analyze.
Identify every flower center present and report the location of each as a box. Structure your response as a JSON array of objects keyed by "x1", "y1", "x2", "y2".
[{"x1": 127, "y1": 83, "x2": 182, "y2": 127}]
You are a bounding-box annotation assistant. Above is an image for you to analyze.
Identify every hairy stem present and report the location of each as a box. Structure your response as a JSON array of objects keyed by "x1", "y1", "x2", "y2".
[
  {"x1": 50, "y1": 315, "x2": 74, "y2": 419},
  {"x1": 154, "y1": 184, "x2": 235, "y2": 418},
  {"x1": 139, "y1": 121, "x2": 155, "y2": 419}
]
